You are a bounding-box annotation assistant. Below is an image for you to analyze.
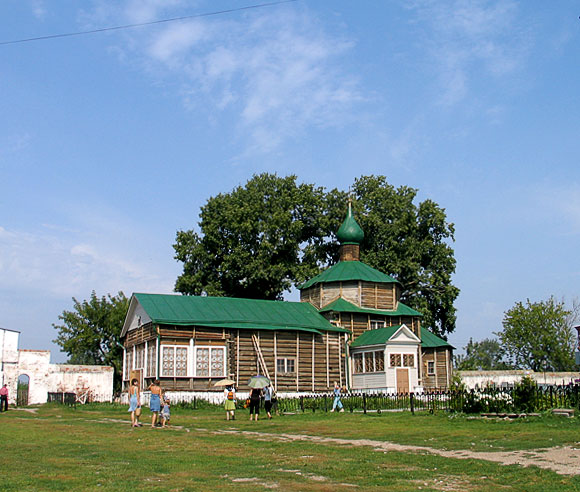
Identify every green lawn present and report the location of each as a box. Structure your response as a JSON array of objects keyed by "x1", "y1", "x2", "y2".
[{"x1": 2, "y1": 404, "x2": 580, "y2": 491}]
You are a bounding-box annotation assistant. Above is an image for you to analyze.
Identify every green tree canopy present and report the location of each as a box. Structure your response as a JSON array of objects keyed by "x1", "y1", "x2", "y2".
[
  {"x1": 174, "y1": 173, "x2": 459, "y2": 338},
  {"x1": 348, "y1": 176, "x2": 458, "y2": 337},
  {"x1": 496, "y1": 297, "x2": 576, "y2": 372},
  {"x1": 53, "y1": 291, "x2": 128, "y2": 389},
  {"x1": 174, "y1": 174, "x2": 334, "y2": 300},
  {"x1": 454, "y1": 337, "x2": 512, "y2": 370}
]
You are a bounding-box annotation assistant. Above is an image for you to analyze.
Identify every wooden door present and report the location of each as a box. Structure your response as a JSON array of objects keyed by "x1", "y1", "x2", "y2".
[
  {"x1": 396, "y1": 368, "x2": 409, "y2": 394},
  {"x1": 130, "y1": 369, "x2": 143, "y2": 389}
]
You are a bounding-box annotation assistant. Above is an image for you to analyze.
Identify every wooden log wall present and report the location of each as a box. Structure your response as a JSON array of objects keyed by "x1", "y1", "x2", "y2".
[
  {"x1": 360, "y1": 282, "x2": 396, "y2": 310},
  {"x1": 421, "y1": 348, "x2": 451, "y2": 390},
  {"x1": 124, "y1": 324, "x2": 157, "y2": 347},
  {"x1": 230, "y1": 329, "x2": 345, "y2": 391},
  {"x1": 301, "y1": 285, "x2": 322, "y2": 309}
]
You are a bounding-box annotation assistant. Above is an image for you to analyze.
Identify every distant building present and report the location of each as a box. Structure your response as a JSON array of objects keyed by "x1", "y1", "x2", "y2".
[
  {"x1": 121, "y1": 203, "x2": 453, "y2": 395},
  {"x1": 0, "y1": 327, "x2": 113, "y2": 405}
]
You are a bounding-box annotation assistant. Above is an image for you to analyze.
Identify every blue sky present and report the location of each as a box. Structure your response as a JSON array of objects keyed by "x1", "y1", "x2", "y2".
[{"x1": 1, "y1": 0, "x2": 579, "y2": 362}]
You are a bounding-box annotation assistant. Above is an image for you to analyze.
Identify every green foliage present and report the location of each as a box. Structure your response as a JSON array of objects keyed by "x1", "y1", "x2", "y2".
[
  {"x1": 513, "y1": 376, "x2": 538, "y2": 412},
  {"x1": 53, "y1": 291, "x2": 128, "y2": 389},
  {"x1": 174, "y1": 174, "x2": 332, "y2": 300},
  {"x1": 174, "y1": 173, "x2": 459, "y2": 337},
  {"x1": 454, "y1": 337, "x2": 512, "y2": 370},
  {"x1": 497, "y1": 297, "x2": 576, "y2": 372},
  {"x1": 349, "y1": 176, "x2": 459, "y2": 338}
]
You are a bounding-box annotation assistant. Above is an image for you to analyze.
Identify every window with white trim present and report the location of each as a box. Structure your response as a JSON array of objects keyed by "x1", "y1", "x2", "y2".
[
  {"x1": 161, "y1": 345, "x2": 188, "y2": 377},
  {"x1": 146, "y1": 343, "x2": 156, "y2": 378},
  {"x1": 390, "y1": 353, "x2": 415, "y2": 368},
  {"x1": 370, "y1": 319, "x2": 385, "y2": 330},
  {"x1": 276, "y1": 358, "x2": 295, "y2": 374},
  {"x1": 427, "y1": 361, "x2": 435, "y2": 375},
  {"x1": 135, "y1": 345, "x2": 145, "y2": 370},
  {"x1": 195, "y1": 346, "x2": 226, "y2": 378},
  {"x1": 124, "y1": 349, "x2": 133, "y2": 380},
  {"x1": 353, "y1": 350, "x2": 385, "y2": 373}
]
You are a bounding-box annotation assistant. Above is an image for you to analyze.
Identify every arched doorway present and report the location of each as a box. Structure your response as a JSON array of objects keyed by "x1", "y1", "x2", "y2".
[{"x1": 17, "y1": 374, "x2": 29, "y2": 406}]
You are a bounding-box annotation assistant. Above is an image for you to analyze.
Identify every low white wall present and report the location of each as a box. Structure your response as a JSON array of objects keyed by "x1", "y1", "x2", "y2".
[
  {"x1": 3, "y1": 349, "x2": 113, "y2": 405},
  {"x1": 458, "y1": 370, "x2": 580, "y2": 390}
]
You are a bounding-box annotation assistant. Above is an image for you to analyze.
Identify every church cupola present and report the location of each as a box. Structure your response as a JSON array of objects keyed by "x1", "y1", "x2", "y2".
[{"x1": 337, "y1": 200, "x2": 364, "y2": 261}]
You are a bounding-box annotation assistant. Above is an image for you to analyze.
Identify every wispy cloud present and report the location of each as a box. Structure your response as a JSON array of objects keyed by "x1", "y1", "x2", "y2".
[
  {"x1": 0, "y1": 221, "x2": 175, "y2": 299},
  {"x1": 408, "y1": 0, "x2": 530, "y2": 106},
  {"x1": 86, "y1": 2, "x2": 362, "y2": 154}
]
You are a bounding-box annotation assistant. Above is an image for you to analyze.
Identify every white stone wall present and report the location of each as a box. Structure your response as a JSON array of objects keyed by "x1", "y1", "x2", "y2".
[
  {"x1": 458, "y1": 370, "x2": 580, "y2": 390},
  {"x1": 2, "y1": 349, "x2": 113, "y2": 405}
]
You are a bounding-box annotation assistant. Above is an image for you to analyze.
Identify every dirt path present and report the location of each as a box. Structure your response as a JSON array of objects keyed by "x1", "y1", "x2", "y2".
[
  {"x1": 216, "y1": 429, "x2": 580, "y2": 476},
  {"x1": 88, "y1": 417, "x2": 580, "y2": 476}
]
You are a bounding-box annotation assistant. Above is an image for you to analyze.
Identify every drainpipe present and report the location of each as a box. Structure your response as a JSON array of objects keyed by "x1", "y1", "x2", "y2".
[
  {"x1": 156, "y1": 326, "x2": 161, "y2": 379},
  {"x1": 344, "y1": 333, "x2": 351, "y2": 391}
]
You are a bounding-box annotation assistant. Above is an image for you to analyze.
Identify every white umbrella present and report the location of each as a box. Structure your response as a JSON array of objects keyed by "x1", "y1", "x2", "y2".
[
  {"x1": 248, "y1": 375, "x2": 270, "y2": 389},
  {"x1": 213, "y1": 378, "x2": 236, "y2": 387}
]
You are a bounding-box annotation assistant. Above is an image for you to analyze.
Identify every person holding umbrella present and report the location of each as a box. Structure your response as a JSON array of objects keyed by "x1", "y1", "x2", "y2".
[
  {"x1": 213, "y1": 378, "x2": 237, "y2": 421},
  {"x1": 247, "y1": 375, "x2": 270, "y2": 422},
  {"x1": 224, "y1": 385, "x2": 236, "y2": 421}
]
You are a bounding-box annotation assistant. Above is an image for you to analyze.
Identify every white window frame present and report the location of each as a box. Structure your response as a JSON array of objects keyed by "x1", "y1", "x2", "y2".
[
  {"x1": 353, "y1": 350, "x2": 385, "y2": 374},
  {"x1": 194, "y1": 346, "x2": 226, "y2": 378},
  {"x1": 161, "y1": 345, "x2": 190, "y2": 378},
  {"x1": 427, "y1": 360, "x2": 435, "y2": 375},
  {"x1": 276, "y1": 357, "x2": 296, "y2": 374},
  {"x1": 370, "y1": 319, "x2": 385, "y2": 330},
  {"x1": 390, "y1": 353, "x2": 415, "y2": 368}
]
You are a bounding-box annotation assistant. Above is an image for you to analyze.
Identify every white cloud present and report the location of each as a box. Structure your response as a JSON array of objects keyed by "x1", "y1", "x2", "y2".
[
  {"x1": 0, "y1": 222, "x2": 175, "y2": 299},
  {"x1": 408, "y1": 0, "x2": 530, "y2": 106},
  {"x1": 96, "y1": 4, "x2": 363, "y2": 154},
  {"x1": 148, "y1": 20, "x2": 206, "y2": 62}
]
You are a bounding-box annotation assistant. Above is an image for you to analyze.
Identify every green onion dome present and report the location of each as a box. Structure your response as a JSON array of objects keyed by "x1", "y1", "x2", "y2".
[{"x1": 336, "y1": 203, "x2": 364, "y2": 245}]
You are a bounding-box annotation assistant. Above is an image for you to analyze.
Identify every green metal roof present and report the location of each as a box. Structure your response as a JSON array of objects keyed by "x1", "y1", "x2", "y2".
[
  {"x1": 420, "y1": 329, "x2": 454, "y2": 349},
  {"x1": 299, "y1": 261, "x2": 399, "y2": 290},
  {"x1": 351, "y1": 325, "x2": 402, "y2": 347},
  {"x1": 132, "y1": 293, "x2": 349, "y2": 334},
  {"x1": 337, "y1": 203, "x2": 364, "y2": 245},
  {"x1": 350, "y1": 325, "x2": 454, "y2": 349},
  {"x1": 319, "y1": 297, "x2": 423, "y2": 317}
]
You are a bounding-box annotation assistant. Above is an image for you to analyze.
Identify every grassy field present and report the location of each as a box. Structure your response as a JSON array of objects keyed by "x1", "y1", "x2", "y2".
[{"x1": 2, "y1": 404, "x2": 580, "y2": 491}]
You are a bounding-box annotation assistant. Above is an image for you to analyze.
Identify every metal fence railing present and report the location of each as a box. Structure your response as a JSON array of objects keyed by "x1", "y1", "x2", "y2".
[
  {"x1": 47, "y1": 392, "x2": 77, "y2": 407},
  {"x1": 274, "y1": 384, "x2": 580, "y2": 415}
]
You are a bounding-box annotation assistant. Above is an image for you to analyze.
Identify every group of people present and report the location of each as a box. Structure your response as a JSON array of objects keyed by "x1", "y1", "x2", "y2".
[
  {"x1": 128, "y1": 378, "x2": 170, "y2": 428},
  {"x1": 128, "y1": 379, "x2": 345, "y2": 425},
  {"x1": 223, "y1": 383, "x2": 277, "y2": 421}
]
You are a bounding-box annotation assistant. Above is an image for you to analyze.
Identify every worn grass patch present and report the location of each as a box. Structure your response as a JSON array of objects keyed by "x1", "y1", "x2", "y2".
[{"x1": 2, "y1": 404, "x2": 580, "y2": 491}]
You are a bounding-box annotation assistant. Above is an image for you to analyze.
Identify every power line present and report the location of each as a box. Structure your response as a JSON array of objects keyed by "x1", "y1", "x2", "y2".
[{"x1": 0, "y1": 0, "x2": 297, "y2": 46}]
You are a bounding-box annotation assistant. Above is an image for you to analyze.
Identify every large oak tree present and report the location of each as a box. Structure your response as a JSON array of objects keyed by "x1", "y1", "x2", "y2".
[{"x1": 174, "y1": 173, "x2": 459, "y2": 338}]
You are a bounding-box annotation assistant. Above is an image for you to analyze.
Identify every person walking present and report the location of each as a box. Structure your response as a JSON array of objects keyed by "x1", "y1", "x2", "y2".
[
  {"x1": 147, "y1": 380, "x2": 163, "y2": 428},
  {"x1": 249, "y1": 387, "x2": 262, "y2": 421},
  {"x1": 0, "y1": 384, "x2": 8, "y2": 412},
  {"x1": 161, "y1": 398, "x2": 171, "y2": 427},
  {"x1": 224, "y1": 385, "x2": 236, "y2": 421},
  {"x1": 331, "y1": 381, "x2": 344, "y2": 412},
  {"x1": 128, "y1": 379, "x2": 141, "y2": 427},
  {"x1": 263, "y1": 384, "x2": 274, "y2": 420}
]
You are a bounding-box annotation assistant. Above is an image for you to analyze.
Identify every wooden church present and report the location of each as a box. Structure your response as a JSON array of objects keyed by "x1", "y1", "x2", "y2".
[{"x1": 121, "y1": 204, "x2": 453, "y2": 393}]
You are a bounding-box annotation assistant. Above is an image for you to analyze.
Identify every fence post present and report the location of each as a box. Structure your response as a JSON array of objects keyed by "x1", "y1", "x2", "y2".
[
  {"x1": 363, "y1": 393, "x2": 367, "y2": 414},
  {"x1": 300, "y1": 396, "x2": 304, "y2": 413},
  {"x1": 550, "y1": 386, "x2": 553, "y2": 409},
  {"x1": 410, "y1": 392, "x2": 414, "y2": 415}
]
